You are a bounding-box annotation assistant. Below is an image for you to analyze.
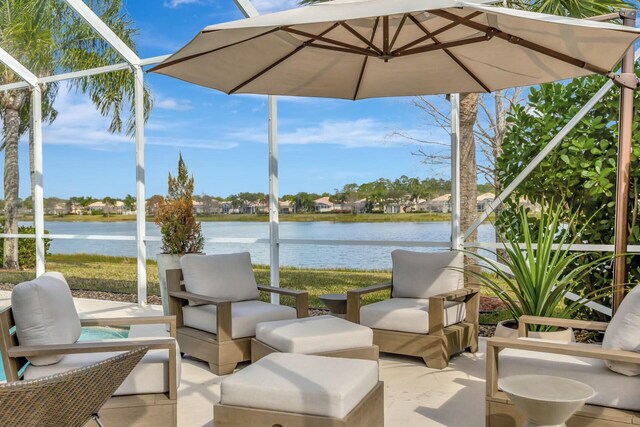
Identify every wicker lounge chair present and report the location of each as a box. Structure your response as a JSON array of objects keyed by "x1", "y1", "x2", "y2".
[
  {"x1": 346, "y1": 250, "x2": 480, "y2": 368},
  {"x1": 0, "y1": 347, "x2": 148, "y2": 427},
  {"x1": 167, "y1": 252, "x2": 308, "y2": 375},
  {"x1": 0, "y1": 272, "x2": 180, "y2": 427}
]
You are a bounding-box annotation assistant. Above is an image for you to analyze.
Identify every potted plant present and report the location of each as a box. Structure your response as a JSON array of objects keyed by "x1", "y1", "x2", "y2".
[
  {"x1": 465, "y1": 203, "x2": 610, "y2": 341},
  {"x1": 155, "y1": 154, "x2": 204, "y2": 315}
]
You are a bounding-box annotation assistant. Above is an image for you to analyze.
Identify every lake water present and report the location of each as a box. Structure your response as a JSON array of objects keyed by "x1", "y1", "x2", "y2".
[{"x1": 36, "y1": 221, "x2": 496, "y2": 270}]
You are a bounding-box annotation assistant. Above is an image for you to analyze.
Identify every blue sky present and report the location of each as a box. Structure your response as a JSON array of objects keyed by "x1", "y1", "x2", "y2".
[{"x1": 13, "y1": 0, "x2": 455, "y2": 200}]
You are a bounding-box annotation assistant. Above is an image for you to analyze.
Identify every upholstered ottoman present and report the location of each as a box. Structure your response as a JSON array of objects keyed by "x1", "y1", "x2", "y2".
[
  {"x1": 251, "y1": 315, "x2": 379, "y2": 362},
  {"x1": 214, "y1": 353, "x2": 384, "y2": 427}
]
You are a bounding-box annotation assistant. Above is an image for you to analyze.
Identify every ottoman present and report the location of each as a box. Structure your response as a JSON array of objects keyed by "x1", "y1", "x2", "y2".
[
  {"x1": 251, "y1": 315, "x2": 379, "y2": 362},
  {"x1": 214, "y1": 353, "x2": 384, "y2": 427}
]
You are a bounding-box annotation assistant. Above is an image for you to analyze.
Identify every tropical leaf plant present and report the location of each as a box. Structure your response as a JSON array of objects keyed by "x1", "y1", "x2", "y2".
[{"x1": 462, "y1": 203, "x2": 614, "y2": 331}]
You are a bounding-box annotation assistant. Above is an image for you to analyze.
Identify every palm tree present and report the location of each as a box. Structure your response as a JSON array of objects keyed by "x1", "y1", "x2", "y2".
[
  {"x1": 298, "y1": 0, "x2": 632, "y2": 246},
  {"x1": 0, "y1": 0, "x2": 152, "y2": 268}
]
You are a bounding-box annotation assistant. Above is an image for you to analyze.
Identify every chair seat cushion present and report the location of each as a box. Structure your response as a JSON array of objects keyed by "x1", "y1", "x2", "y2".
[
  {"x1": 23, "y1": 337, "x2": 181, "y2": 396},
  {"x1": 183, "y1": 300, "x2": 296, "y2": 339},
  {"x1": 255, "y1": 315, "x2": 373, "y2": 354},
  {"x1": 499, "y1": 338, "x2": 640, "y2": 411},
  {"x1": 359, "y1": 298, "x2": 466, "y2": 334},
  {"x1": 220, "y1": 353, "x2": 378, "y2": 419}
]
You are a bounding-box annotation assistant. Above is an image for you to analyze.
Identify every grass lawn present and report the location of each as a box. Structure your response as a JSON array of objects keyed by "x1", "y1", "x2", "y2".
[
  {"x1": 0, "y1": 253, "x2": 506, "y2": 324},
  {"x1": 36, "y1": 212, "x2": 455, "y2": 223}
]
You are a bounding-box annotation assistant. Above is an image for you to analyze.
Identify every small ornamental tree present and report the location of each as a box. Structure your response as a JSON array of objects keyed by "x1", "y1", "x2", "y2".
[{"x1": 155, "y1": 154, "x2": 204, "y2": 254}]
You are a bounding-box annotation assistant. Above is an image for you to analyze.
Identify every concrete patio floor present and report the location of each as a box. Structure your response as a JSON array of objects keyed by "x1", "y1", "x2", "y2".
[{"x1": 0, "y1": 291, "x2": 487, "y2": 427}]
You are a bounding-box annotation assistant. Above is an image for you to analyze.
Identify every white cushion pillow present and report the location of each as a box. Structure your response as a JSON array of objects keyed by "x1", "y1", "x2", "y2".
[
  {"x1": 180, "y1": 252, "x2": 259, "y2": 302},
  {"x1": 602, "y1": 285, "x2": 640, "y2": 376},
  {"x1": 11, "y1": 272, "x2": 81, "y2": 366},
  {"x1": 391, "y1": 250, "x2": 463, "y2": 299}
]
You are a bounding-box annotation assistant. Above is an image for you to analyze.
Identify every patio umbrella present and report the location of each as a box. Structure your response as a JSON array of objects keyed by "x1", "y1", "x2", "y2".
[{"x1": 150, "y1": 0, "x2": 640, "y2": 99}]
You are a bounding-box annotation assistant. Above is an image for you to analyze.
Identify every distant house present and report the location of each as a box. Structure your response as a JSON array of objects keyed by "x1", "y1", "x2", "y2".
[
  {"x1": 384, "y1": 203, "x2": 402, "y2": 214},
  {"x1": 87, "y1": 200, "x2": 127, "y2": 215},
  {"x1": 425, "y1": 194, "x2": 451, "y2": 213},
  {"x1": 314, "y1": 197, "x2": 334, "y2": 213},
  {"x1": 46, "y1": 202, "x2": 68, "y2": 216},
  {"x1": 279, "y1": 200, "x2": 293, "y2": 214},
  {"x1": 476, "y1": 192, "x2": 495, "y2": 211},
  {"x1": 192, "y1": 200, "x2": 207, "y2": 215}
]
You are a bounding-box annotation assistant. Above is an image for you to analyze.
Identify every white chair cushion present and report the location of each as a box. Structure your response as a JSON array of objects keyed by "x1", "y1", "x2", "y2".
[
  {"x1": 221, "y1": 353, "x2": 378, "y2": 419},
  {"x1": 23, "y1": 337, "x2": 182, "y2": 396},
  {"x1": 256, "y1": 315, "x2": 373, "y2": 354},
  {"x1": 180, "y1": 252, "x2": 259, "y2": 302},
  {"x1": 359, "y1": 298, "x2": 466, "y2": 334},
  {"x1": 499, "y1": 338, "x2": 640, "y2": 411},
  {"x1": 11, "y1": 272, "x2": 81, "y2": 366},
  {"x1": 183, "y1": 300, "x2": 296, "y2": 339},
  {"x1": 603, "y1": 285, "x2": 640, "y2": 376},
  {"x1": 391, "y1": 250, "x2": 463, "y2": 299}
]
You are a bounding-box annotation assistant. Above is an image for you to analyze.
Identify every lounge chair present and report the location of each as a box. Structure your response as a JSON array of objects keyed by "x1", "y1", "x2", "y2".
[
  {"x1": 487, "y1": 299, "x2": 640, "y2": 426},
  {"x1": 167, "y1": 252, "x2": 309, "y2": 375},
  {"x1": 346, "y1": 250, "x2": 480, "y2": 368},
  {"x1": 0, "y1": 272, "x2": 180, "y2": 427},
  {"x1": 0, "y1": 347, "x2": 148, "y2": 427}
]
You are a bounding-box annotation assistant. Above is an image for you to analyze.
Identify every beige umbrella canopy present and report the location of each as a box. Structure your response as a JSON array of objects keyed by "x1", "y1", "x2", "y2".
[{"x1": 151, "y1": 0, "x2": 640, "y2": 99}]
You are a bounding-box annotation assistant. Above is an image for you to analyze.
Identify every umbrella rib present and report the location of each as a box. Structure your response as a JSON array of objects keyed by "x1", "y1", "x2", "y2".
[
  {"x1": 398, "y1": 35, "x2": 492, "y2": 57},
  {"x1": 393, "y1": 11, "x2": 483, "y2": 55},
  {"x1": 281, "y1": 27, "x2": 376, "y2": 57},
  {"x1": 430, "y1": 9, "x2": 610, "y2": 75},
  {"x1": 388, "y1": 14, "x2": 408, "y2": 52},
  {"x1": 339, "y1": 21, "x2": 383, "y2": 55},
  {"x1": 229, "y1": 23, "x2": 340, "y2": 94},
  {"x1": 353, "y1": 16, "x2": 380, "y2": 100},
  {"x1": 150, "y1": 28, "x2": 280, "y2": 72},
  {"x1": 383, "y1": 16, "x2": 389, "y2": 55},
  {"x1": 406, "y1": 13, "x2": 491, "y2": 92}
]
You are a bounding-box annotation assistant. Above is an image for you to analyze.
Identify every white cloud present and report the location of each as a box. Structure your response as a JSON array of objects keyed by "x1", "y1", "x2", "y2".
[
  {"x1": 226, "y1": 118, "x2": 443, "y2": 149},
  {"x1": 155, "y1": 96, "x2": 193, "y2": 111},
  {"x1": 37, "y1": 88, "x2": 236, "y2": 151},
  {"x1": 163, "y1": 0, "x2": 200, "y2": 8}
]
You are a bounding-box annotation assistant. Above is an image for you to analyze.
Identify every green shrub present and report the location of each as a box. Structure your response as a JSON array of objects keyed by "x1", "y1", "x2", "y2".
[{"x1": 0, "y1": 226, "x2": 51, "y2": 269}]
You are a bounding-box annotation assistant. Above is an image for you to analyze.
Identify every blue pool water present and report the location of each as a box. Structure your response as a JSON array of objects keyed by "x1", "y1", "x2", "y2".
[{"x1": 0, "y1": 326, "x2": 130, "y2": 382}]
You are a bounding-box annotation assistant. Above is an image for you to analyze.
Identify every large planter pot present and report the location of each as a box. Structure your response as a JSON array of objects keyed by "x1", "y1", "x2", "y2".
[
  {"x1": 495, "y1": 319, "x2": 575, "y2": 343},
  {"x1": 157, "y1": 253, "x2": 182, "y2": 316}
]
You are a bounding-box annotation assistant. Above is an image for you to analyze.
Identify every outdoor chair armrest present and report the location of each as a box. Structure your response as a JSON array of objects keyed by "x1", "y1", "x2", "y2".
[
  {"x1": 428, "y1": 286, "x2": 480, "y2": 336},
  {"x1": 346, "y1": 283, "x2": 392, "y2": 323},
  {"x1": 487, "y1": 336, "x2": 640, "y2": 364},
  {"x1": 169, "y1": 290, "x2": 230, "y2": 306},
  {"x1": 169, "y1": 290, "x2": 233, "y2": 342},
  {"x1": 8, "y1": 337, "x2": 180, "y2": 399},
  {"x1": 257, "y1": 286, "x2": 309, "y2": 318},
  {"x1": 7, "y1": 337, "x2": 177, "y2": 358},
  {"x1": 429, "y1": 286, "x2": 479, "y2": 302},
  {"x1": 80, "y1": 316, "x2": 177, "y2": 338},
  {"x1": 518, "y1": 315, "x2": 609, "y2": 336}
]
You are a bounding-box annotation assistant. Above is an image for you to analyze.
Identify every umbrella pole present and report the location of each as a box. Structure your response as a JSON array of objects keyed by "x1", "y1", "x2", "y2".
[{"x1": 612, "y1": 9, "x2": 637, "y2": 313}]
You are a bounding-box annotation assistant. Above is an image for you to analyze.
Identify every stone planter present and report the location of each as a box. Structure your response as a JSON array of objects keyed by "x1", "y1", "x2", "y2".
[
  {"x1": 157, "y1": 253, "x2": 182, "y2": 316},
  {"x1": 495, "y1": 319, "x2": 575, "y2": 342}
]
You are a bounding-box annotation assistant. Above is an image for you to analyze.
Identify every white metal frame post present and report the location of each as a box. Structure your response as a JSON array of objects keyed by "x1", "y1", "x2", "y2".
[
  {"x1": 450, "y1": 94, "x2": 461, "y2": 250},
  {"x1": 32, "y1": 86, "x2": 45, "y2": 277},
  {"x1": 268, "y1": 96, "x2": 280, "y2": 303},
  {"x1": 134, "y1": 66, "x2": 147, "y2": 305},
  {"x1": 233, "y1": 0, "x2": 281, "y2": 298}
]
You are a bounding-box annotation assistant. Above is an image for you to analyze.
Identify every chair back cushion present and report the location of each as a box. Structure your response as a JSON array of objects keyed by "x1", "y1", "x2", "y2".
[
  {"x1": 603, "y1": 285, "x2": 640, "y2": 376},
  {"x1": 391, "y1": 250, "x2": 463, "y2": 299},
  {"x1": 181, "y1": 252, "x2": 259, "y2": 302},
  {"x1": 11, "y1": 272, "x2": 81, "y2": 366}
]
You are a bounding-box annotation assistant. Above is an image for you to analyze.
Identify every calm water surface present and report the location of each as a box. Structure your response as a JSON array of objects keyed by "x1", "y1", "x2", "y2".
[{"x1": 37, "y1": 221, "x2": 496, "y2": 270}]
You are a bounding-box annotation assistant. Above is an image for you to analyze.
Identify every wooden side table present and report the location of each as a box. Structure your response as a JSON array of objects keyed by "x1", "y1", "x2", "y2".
[{"x1": 319, "y1": 293, "x2": 347, "y2": 318}]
